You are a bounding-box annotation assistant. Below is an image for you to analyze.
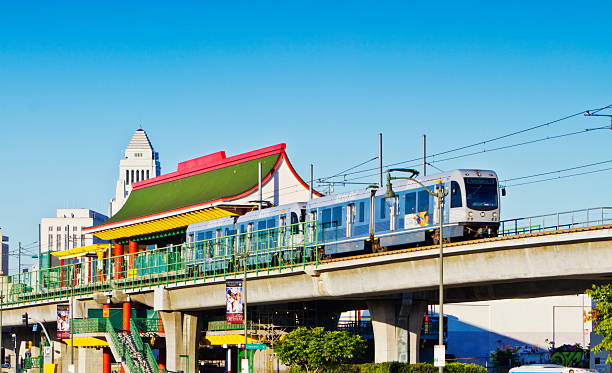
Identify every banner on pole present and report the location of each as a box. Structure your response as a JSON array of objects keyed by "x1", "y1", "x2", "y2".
[
  {"x1": 434, "y1": 344, "x2": 446, "y2": 367},
  {"x1": 226, "y1": 280, "x2": 244, "y2": 324},
  {"x1": 57, "y1": 304, "x2": 70, "y2": 339}
]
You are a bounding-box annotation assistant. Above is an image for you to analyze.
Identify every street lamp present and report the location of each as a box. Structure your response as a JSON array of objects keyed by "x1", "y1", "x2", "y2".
[{"x1": 385, "y1": 168, "x2": 447, "y2": 371}]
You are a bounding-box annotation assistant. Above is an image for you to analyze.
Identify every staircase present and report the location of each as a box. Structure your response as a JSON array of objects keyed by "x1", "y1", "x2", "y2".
[
  {"x1": 103, "y1": 318, "x2": 161, "y2": 373},
  {"x1": 116, "y1": 332, "x2": 156, "y2": 373}
]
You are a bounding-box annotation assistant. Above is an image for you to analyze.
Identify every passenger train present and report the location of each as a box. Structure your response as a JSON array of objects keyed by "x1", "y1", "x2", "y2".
[{"x1": 184, "y1": 169, "x2": 500, "y2": 270}]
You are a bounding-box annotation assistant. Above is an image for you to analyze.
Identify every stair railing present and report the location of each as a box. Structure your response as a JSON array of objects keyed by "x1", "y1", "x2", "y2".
[
  {"x1": 105, "y1": 318, "x2": 142, "y2": 373},
  {"x1": 130, "y1": 318, "x2": 159, "y2": 373}
]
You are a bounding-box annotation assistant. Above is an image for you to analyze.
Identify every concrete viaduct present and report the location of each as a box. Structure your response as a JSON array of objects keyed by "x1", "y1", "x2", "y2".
[{"x1": 3, "y1": 224, "x2": 612, "y2": 372}]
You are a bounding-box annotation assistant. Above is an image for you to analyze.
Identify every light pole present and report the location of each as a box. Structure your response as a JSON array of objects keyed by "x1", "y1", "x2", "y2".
[{"x1": 384, "y1": 168, "x2": 447, "y2": 372}]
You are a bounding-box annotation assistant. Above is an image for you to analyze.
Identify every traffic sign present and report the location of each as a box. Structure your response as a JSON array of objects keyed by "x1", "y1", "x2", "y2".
[
  {"x1": 245, "y1": 344, "x2": 267, "y2": 350},
  {"x1": 434, "y1": 345, "x2": 445, "y2": 367}
]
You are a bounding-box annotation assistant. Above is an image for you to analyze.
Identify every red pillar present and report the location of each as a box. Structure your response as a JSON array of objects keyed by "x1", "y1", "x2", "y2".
[
  {"x1": 60, "y1": 259, "x2": 65, "y2": 287},
  {"x1": 88, "y1": 257, "x2": 92, "y2": 283},
  {"x1": 114, "y1": 243, "x2": 124, "y2": 279},
  {"x1": 128, "y1": 239, "x2": 137, "y2": 276},
  {"x1": 103, "y1": 347, "x2": 111, "y2": 373},
  {"x1": 123, "y1": 296, "x2": 131, "y2": 332}
]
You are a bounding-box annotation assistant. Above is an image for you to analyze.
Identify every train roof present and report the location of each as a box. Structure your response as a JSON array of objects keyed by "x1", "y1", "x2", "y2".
[
  {"x1": 186, "y1": 216, "x2": 236, "y2": 233},
  {"x1": 307, "y1": 169, "x2": 497, "y2": 207},
  {"x1": 239, "y1": 202, "x2": 306, "y2": 221}
]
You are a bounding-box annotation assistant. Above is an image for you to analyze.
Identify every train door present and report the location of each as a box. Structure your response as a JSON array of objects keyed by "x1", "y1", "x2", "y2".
[
  {"x1": 346, "y1": 204, "x2": 355, "y2": 237},
  {"x1": 308, "y1": 210, "x2": 317, "y2": 244},
  {"x1": 389, "y1": 197, "x2": 398, "y2": 231},
  {"x1": 279, "y1": 215, "x2": 287, "y2": 247}
]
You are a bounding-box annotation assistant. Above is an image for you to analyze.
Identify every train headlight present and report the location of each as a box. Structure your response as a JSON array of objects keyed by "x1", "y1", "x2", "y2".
[
  {"x1": 480, "y1": 211, "x2": 485, "y2": 217},
  {"x1": 468, "y1": 211, "x2": 473, "y2": 217},
  {"x1": 492, "y1": 212, "x2": 497, "y2": 217}
]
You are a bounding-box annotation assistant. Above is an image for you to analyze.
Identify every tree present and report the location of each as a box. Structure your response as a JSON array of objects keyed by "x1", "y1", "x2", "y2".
[
  {"x1": 490, "y1": 347, "x2": 520, "y2": 367},
  {"x1": 273, "y1": 327, "x2": 366, "y2": 373},
  {"x1": 587, "y1": 284, "x2": 612, "y2": 362}
]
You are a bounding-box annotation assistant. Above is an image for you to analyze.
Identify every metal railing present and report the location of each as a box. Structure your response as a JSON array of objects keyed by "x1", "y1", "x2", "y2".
[
  {"x1": 23, "y1": 355, "x2": 43, "y2": 372},
  {"x1": 1, "y1": 221, "x2": 318, "y2": 307},
  {"x1": 129, "y1": 318, "x2": 158, "y2": 373},
  {"x1": 133, "y1": 318, "x2": 164, "y2": 333},
  {"x1": 73, "y1": 317, "x2": 107, "y2": 333},
  {"x1": 500, "y1": 207, "x2": 612, "y2": 236},
  {"x1": 207, "y1": 320, "x2": 257, "y2": 331},
  {"x1": 105, "y1": 318, "x2": 141, "y2": 373}
]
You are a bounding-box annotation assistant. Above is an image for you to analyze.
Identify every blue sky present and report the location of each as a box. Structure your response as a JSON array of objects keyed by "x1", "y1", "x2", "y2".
[{"x1": 1, "y1": 2, "x2": 611, "y2": 272}]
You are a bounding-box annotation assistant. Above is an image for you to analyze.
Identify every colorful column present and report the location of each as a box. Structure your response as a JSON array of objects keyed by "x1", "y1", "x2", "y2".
[
  {"x1": 60, "y1": 259, "x2": 65, "y2": 287},
  {"x1": 128, "y1": 239, "x2": 138, "y2": 277},
  {"x1": 114, "y1": 242, "x2": 124, "y2": 279},
  {"x1": 102, "y1": 348, "x2": 111, "y2": 373},
  {"x1": 123, "y1": 296, "x2": 131, "y2": 332}
]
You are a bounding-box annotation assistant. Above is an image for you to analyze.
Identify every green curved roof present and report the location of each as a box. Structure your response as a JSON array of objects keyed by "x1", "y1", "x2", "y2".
[{"x1": 106, "y1": 153, "x2": 280, "y2": 224}]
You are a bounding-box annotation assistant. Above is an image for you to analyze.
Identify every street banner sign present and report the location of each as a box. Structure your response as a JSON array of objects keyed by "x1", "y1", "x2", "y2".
[
  {"x1": 226, "y1": 280, "x2": 244, "y2": 324},
  {"x1": 434, "y1": 344, "x2": 445, "y2": 367},
  {"x1": 246, "y1": 344, "x2": 267, "y2": 350},
  {"x1": 57, "y1": 304, "x2": 70, "y2": 339}
]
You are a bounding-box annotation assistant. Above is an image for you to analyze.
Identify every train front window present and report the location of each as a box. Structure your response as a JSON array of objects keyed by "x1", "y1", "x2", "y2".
[{"x1": 464, "y1": 177, "x2": 498, "y2": 210}]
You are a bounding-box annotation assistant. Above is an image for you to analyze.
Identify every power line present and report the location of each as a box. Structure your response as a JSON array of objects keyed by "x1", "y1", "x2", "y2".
[
  {"x1": 500, "y1": 159, "x2": 612, "y2": 183},
  {"x1": 502, "y1": 166, "x2": 612, "y2": 188}
]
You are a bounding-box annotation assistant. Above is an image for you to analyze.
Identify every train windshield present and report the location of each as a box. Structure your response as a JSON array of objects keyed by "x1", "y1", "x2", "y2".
[{"x1": 464, "y1": 177, "x2": 498, "y2": 210}]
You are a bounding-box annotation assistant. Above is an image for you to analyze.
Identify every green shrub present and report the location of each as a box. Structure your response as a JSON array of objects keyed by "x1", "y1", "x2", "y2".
[{"x1": 288, "y1": 361, "x2": 486, "y2": 373}]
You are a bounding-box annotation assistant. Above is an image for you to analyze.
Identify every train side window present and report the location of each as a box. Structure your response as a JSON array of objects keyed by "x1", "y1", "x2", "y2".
[
  {"x1": 322, "y1": 208, "x2": 331, "y2": 229},
  {"x1": 291, "y1": 212, "x2": 299, "y2": 234},
  {"x1": 405, "y1": 193, "x2": 416, "y2": 214},
  {"x1": 332, "y1": 206, "x2": 342, "y2": 227},
  {"x1": 450, "y1": 181, "x2": 462, "y2": 208},
  {"x1": 267, "y1": 218, "x2": 276, "y2": 228},
  {"x1": 359, "y1": 202, "x2": 365, "y2": 223},
  {"x1": 417, "y1": 190, "x2": 429, "y2": 212},
  {"x1": 380, "y1": 198, "x2": 386, "y2": 219}
]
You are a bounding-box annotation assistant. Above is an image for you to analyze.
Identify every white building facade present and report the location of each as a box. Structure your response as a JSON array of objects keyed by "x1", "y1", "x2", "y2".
[
  {"x1": 0, "y1": 232, "x2": 8, "y2": 275},
  {"x1": 110, "y1": 128, "x2": 161, "y2": 216},
  {"x1": 40, "y1": 209, "x2": 108, "y2": 253}
]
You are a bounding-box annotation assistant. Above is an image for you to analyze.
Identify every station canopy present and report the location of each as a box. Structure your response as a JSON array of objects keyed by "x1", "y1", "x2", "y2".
[{"x1": 85, "y1": 143, "x2": 315, "y2": 241}]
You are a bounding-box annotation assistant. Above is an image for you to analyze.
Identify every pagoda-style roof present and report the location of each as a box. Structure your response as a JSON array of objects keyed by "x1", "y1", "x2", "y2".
[{"x1": 85, "y1": 143, "x2": 317, "y2": 240}]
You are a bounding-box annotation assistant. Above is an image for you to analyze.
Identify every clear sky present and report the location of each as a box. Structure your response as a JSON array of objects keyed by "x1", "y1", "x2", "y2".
[{"x1": 1, "y1": 2, "x2": 611, "y2": 273}]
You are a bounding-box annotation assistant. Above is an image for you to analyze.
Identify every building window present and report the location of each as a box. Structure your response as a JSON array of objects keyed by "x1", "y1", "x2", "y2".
[
  {"x1": 73, "y1": 226, "x2": 77, "y2": 232},
  {"x1": 131, "y1": 170, "x2": 134, "y2": 184},
  {"x1": 48, "y1": 226, "x2": 53, "y2": 232},
  {"x1": 146, "y1": 170, "x2": 150, "y2": 179},
  {"x1": 56, "y1": 226, "x2": 61, "y2": 231},
  {"x1": 56, "y1": 234, "x2": 62, "y2": 250},
  {"x1": 126, "y1": 170, "x2": 130, "y2": 184},
  {"x1": 48, "y1": 235, "x2": 53, "y2": 250},
  {"x1": 81, "y1": 235, "x2": 85, "y2": 246},
  {"x1": 73, "y1": 234, "x2": 78, "y2": 248}
]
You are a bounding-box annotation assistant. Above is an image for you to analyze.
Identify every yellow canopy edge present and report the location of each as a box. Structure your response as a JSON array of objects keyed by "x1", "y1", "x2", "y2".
[
  {"x1": 92, "y1": 207, "x2": 238, "y2": 241},
  {"x1": 62, "y1": 337, "x2": 109, "y2": 347},
  {"x1": 50, "y1": 244, "x2": 108, "y2": 259},
  {"x1": 201, "y1": 334, "x2": 261, "y2": 346}
]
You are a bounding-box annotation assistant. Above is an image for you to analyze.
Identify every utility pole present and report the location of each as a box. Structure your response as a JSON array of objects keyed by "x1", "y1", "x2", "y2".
[
  {"x1": 378, "y1": 133, "x2": 383, "y2": 188},
  {"x1": 18, "y1": 242, "x2": 21, "y2": 275},
  {"x1": 422, "y1": 134, "x2": 427, "y2": 176}
]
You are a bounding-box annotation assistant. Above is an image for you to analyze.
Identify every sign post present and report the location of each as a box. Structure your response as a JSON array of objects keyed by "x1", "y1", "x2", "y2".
[{"x1": 434, "y1": 345, "x2": 445, "y2": 367}]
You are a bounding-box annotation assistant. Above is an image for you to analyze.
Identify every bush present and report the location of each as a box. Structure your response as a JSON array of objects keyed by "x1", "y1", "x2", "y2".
[{"x1": 287, "y1": 361, "x2": 486, "y2": 373}]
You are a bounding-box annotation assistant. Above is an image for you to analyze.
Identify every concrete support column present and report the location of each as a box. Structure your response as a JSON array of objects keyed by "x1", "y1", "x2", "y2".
[
  {"x1": 160, "y1": 311, "x2": 202, "y2": 373},
  {"x1": 368, "y1": 296, "x2": 427, "y2": 364},
  {"x1": 408, "y1": 300, "x2": 427, "y2": 364},
  {"x1": 369, "y1": 299, "x2": 401, "y2": 363}
]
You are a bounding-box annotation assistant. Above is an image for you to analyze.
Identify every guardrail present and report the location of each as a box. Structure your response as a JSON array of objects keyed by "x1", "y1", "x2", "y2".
[
  {"x1": 500, "y1": 207, "x2": 612, "y2": 236},
  {"x1": 73, "y1": 318, "x2": 107, "y2": 333},
  {"x1": 1, "y1": 221, "x2": 319, "y2": 307}
]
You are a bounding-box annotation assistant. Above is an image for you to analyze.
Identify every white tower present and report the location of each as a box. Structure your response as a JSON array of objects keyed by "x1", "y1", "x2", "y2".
[{"x1": 110, "y1": 129, "x2": 161, "y2": 216}]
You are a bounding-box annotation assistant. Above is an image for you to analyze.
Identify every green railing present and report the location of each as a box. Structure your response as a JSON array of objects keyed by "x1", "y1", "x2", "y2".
[
  {"x1": 105, "y1": 318, "x2": 141, "y2": 373},
  {"x1": 73, "y1": 318, "x2": 107, "y2": 333},
  {"x1": 23, "y1": 355, "x2": 43, "y2": 371},
  {"x1": 130, "y1": 318, "x2": 158, "y2": 373},
  {"x1": 207, "y1": 320, "x2": 257, "y2": 331},
  {"x1": 1, "y1": 221, "x2": 319, "y2": 307},
  {"x1": 133, "y1": 318, "x2": 164, "y2": 333}
]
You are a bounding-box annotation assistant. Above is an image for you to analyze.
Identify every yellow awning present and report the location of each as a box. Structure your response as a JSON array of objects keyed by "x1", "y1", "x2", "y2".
[
  {"x1": 92, "y1": 207, "x2": 238, "y2": 241},
  {"x1": 63, "y1": 337, "x2": 108, "y2": 347},
  {"x1": 51, "y1": 244, "x2": 108, "y2": 259},
  {"x1": 201, "y1": 334, "x2": 262, "y2": 346}
]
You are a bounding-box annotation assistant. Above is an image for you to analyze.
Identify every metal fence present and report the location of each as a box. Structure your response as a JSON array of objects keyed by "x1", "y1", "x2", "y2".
[
  {"x1": 500, "y1": 207, "x2": 612, "y2": 236},
  {"x1": 1, "y1": 221, "x2": 318, "y2": 308}
]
